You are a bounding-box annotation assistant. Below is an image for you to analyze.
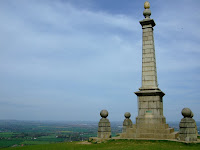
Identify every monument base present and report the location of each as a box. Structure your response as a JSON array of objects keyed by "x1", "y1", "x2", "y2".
[
  {"x1": 119, "y1": 123, "x2": 179, "y2": 139},
  {"x1": 119, "y1": 89, "x2": 179, "y2": 139}
]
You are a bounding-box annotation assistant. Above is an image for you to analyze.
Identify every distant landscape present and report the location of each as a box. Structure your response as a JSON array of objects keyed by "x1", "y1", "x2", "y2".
[
  {"x1": 0, "y1": 120, "x2": 199, "y2": 148},
  {"x1": 0, "y1": 120, "x2": 122, "y2": 148}
]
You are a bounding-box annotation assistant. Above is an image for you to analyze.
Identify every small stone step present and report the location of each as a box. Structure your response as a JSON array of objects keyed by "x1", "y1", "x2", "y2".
[
  {"x1": 163, "y1": 128, "x2": 174, "y2": 134},
  {"x1": 168, "y1": 131, "x2": 179, "y2": 139},
  {"x1": 126, "y1": 128, "x2": 136, "y2": 133}
]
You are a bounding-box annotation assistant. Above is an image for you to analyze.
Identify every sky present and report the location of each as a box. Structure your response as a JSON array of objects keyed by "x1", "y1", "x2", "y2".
[{"x1": 0, "y1": 0, "x2": 200, "y2": 122}]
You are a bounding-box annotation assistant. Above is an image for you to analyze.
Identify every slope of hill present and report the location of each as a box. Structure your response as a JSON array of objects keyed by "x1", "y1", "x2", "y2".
[{"x1": 2, "y1": 139, "x2": 200, "y2": 150}]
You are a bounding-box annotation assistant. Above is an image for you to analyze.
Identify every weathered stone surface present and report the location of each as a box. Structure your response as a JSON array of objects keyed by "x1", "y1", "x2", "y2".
[
  {"x1": 97, "y1": 110, "x2": 111, "y2": 139},
  {"x1": 124, "y1": 112, "x2": 131, "y2": 119},
  {"x1": 178, "y1": 108, "x2": 197, "y2": 141},
  {"x1": 181, "y1": 108, "x2": 193, "y2": 118},
  {"x1": 122, "y1": 112, "x2": 133, "y2": 133},
  {"x1": 100, "y1": 110, "x2": 108, "y2": 118}
]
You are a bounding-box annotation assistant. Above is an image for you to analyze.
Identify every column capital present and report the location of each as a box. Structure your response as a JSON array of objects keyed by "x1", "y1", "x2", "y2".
[
  {"x1": 135, "y1": 89, "x2": 165, "y2": 97},
  {"x1": 140, "y1": 19, "x2": 156, "y2": 28}
]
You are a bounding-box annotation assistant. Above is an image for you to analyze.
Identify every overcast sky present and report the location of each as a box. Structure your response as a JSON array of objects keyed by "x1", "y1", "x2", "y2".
[{"x1": 0, "y1": 0, "x2": 199, "y2": 122}]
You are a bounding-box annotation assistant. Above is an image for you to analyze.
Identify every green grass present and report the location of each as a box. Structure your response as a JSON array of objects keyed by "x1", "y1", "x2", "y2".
[{"x1": 1, "y1": 139, "x2": 200, "y2": 150}]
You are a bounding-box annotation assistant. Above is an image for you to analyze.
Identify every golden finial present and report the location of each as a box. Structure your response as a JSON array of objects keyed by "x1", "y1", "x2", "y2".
[
  {"x1": 144, "y1": 1, "x2": 150, "y2": 9},
  {"x1": 143, "y1": 1, "x2": 151, "y2": 18}
]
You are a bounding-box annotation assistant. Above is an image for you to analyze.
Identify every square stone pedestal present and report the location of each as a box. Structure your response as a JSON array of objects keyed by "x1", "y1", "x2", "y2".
[{"x1": 120, "y1": 89, "x2": 179, "y2": 139}]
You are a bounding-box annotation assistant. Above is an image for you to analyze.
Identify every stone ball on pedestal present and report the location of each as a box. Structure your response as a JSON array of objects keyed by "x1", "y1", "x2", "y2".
[
  {"x1": 181, "y1": 108, "x2": 192, "y2": 118},
  {"x1": 124, "y1": 112, "x2": 131, "y2": 119},
  {"x1": 100, "y1": 110, "x2": 108, "y2": 118}
]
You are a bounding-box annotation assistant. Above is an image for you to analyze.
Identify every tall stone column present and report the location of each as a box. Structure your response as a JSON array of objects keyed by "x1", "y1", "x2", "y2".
[
  {"x1": 140, "y1": 3, "x2": 158, "y2": 90},
  {"x1": 132, "y1": 2, "x2": 178, "y2": 139},
  {"x1": 135, "y1": 1, "x2": 165, "y2": 126},
  {"x1": 140, "y1": 17, "x2": 157, "y2": 90}
]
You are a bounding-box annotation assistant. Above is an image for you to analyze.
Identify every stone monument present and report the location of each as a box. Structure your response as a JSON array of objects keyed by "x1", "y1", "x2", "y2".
[
  {"x1": 178, "y1": 108, "x2": 197, "y2": 141},
  {"x1": 90, "y1": 1, "x2": 200, "y2": 142},
  {"x1": 97, "y1": 110, "x2": 111, "y2": 139},
  {"x1": 119, "y1": 1, "x2": 179, "y2": 139}
]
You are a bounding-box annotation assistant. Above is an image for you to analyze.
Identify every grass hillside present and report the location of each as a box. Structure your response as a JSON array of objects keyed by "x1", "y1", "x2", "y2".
[{"x1": 1, "y1": 139, "x2": 200, "y2": 150}]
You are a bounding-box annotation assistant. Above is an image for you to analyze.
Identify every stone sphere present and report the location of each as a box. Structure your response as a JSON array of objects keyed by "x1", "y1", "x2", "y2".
[
  {"x1": 144, "y1": 1, "x2": 150, "y2": 9},
  {"x1": 143, "y1": 9, "x2": 151, "y2": 17},
  {"x1": 181, "y1": 108, "x2": 192, "y2": 118},
  {"x1": 124, "y1": 112, "x2": 131, "y2": 119},
  {"x1": 100, "y1": 110, "x2": 108, "y2": 118}
]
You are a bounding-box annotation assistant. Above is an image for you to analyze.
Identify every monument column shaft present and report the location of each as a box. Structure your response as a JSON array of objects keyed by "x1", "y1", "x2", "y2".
[
  {"x1": 135, "y1": 19, "x2": 166, "y2": 124},
  {"x1": 141, "y1": 22, "x2": 158, "y2": 89}
]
